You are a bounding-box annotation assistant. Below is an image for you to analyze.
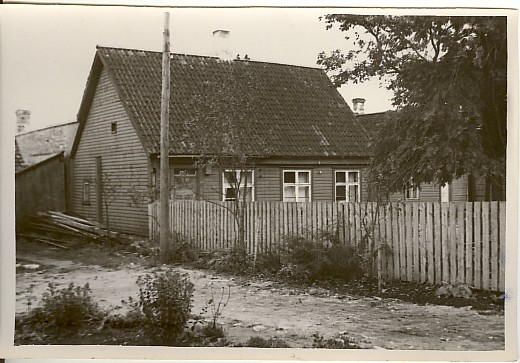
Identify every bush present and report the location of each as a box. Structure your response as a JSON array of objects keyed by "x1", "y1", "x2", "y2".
[
  {"x1": 18, "y1": 282, "x2": 105, "y2": 336},
  {"x1": 130, "y1": 269, "x2": 194, "y2": 345},
  {"x1": 167, "y1": 233, "x2": 199, "y2": 263},
  {"x1": 312, "y1": 332, "x2": 365, "y2": 349},
  {"x1": 244, "y1": 336, "x2": 291, "y2": 348},
  {"x1": 284, "y1": 234, "x2": 364, "y2": 282},
  {"x1": 205, "y1": 246, "x2": 253, "y2": 275}
]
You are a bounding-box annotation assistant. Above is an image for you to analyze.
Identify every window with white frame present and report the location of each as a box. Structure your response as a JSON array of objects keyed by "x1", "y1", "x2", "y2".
[
  {"x1": 222, "y1": 169, "x2": 254, "y2": 202},
  {"x1": 283, "y1": 170, "x2": 311, "y2": 202},
  {"x1": 335, "y1": 170, "x2": 360, "y2": 202},
  {"x1": 404, "y1": 186, "x2": 420, "y2": 200}
]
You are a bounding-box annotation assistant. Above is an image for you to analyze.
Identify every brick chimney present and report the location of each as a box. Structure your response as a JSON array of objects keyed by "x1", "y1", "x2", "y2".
[
  {"x1": 212, "y1": 30, "x2": 233, "y2": 61},
  {"x1": 16, "y1": 109, "x2": 30, "y2": 134},
  {"x1": 352, "y1": 98, "x2": 366, "y2": 115}
]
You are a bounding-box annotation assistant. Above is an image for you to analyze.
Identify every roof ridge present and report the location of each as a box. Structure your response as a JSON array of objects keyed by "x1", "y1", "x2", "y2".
[
  {"x1": 96, "y1": 45, "x2": 322, "y2": 71},
  {"x1": 15, "y1": 121, "x2": 79, "y2": 137}
]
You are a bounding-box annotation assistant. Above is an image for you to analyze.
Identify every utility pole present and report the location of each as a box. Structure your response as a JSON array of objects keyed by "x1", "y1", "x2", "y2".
[{"x1": 160, "y1": 12, "x2": 171, "y2": 263}]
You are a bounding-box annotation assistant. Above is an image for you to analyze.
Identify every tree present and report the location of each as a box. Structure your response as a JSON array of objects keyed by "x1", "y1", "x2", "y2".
[
  {"x1": 181, "y1": 59, "x2": 271, "y2": 253},
  {"x1": 318, "y1": 15, "x2": 507, "y2": 198}
]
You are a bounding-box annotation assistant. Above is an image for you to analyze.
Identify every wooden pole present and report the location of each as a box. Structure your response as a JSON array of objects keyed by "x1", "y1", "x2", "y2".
[{"x1": 160, "y1": 12, "x2": 171, "y2": 263}]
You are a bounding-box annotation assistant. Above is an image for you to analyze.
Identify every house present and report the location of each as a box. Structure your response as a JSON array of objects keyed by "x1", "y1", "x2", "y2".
[
  {"x1": 15, "y1": 120, "x2": 78, "y2": 226},
  {"x1": 70, "y1": 46, "x2": 372, "y2": 236},
  {"x1": 354, "y1": 102, "x2": 505, "y2": 202}
]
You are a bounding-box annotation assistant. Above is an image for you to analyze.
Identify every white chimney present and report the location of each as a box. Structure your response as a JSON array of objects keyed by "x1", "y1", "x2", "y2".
[
  {"x1": 16, "y1": 109, "x2": 30, "y2": 134},
  {"x1": 212, "y1": 29, "x2": 233, "y2": 61},
  {"x1": 352, "y1": 98, "x2": 366, "y2": 115}
]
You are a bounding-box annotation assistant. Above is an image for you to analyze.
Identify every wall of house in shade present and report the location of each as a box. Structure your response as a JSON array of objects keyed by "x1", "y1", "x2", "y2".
[
  {"x1": 16, "y1": 154, "x2": 65, "y2": 227},
  {"x1": 157, "y1": 161, "x2": 371, "y2": 203},
  {"x1": 71, "y1": 68, "x2": 150, "y2": 236},
  {"x1": 389, "y1": 176, "x2": 470, "y2": 202}
]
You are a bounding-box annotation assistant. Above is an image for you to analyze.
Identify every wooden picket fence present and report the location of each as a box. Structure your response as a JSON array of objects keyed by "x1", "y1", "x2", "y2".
[{"x1": 149, "y1": 200, "x2": 506, "y2": 292}]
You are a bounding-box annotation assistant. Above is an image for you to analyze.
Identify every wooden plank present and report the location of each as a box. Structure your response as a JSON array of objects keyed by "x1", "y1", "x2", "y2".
[
  {"x1": 426, "y1": 203, "x2": 435, "y2": 283},
  {"x1": 465, "y1": 203, "x2": 474, "y2": 286},
  {"x1": 412, "y1": 202, "x2": 420, "y2": 281},
  {"x1": 405, "y1": 203, "x2": 413, "y2": 281},
  {"x1": 349, "y1": 202, "x2": 356, "y2": 245},
  {"x1": 499, "y1": 202, "x2": 506, "y2": 292},
  {"x1": 392, "y1": 203, "x2": 400, "y2": 280},
  {"x1": 448, "y1": 202, "x2": 457, "y2": 284},
  {"x1": 482, "y1": 202, "x2": 490, "y2": 290},
  {"x1": 419, "y1": 202, "x2": 426, "y2": 283},
  {"x1": 490, "y1": 202, "x2": 499, "y2": 291},
  {"x1": 398, "y1": 203, "x2": 406, "y2": 280},
  {"x1": 474, "y1": 202, "x2": 482, "y2": 289},
  {"x1": 456, "y1": 203, "x2": 465, "y2": 284},
  {"x1": 385, "y1": 204, "x2": 393, "y2": 279},
  {"x1": 441, "y1": 203, "x2": 449, "y2": 284}
]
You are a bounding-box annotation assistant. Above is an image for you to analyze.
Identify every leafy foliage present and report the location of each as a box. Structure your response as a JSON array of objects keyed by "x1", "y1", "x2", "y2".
[
  {"x1": 204, "y1": 246, "x2": 254, "y2": 275},
  {"x1": 312, "y1": 332, "x2": 367, "y2": 349},
  {"x1": 283, "y1": 233, "x2": 365, "y2": 282},
  {"x1": 17, "y1": 283, "x2": 106, "y2": 339},
  {"x1": 318, "y1": 15, "x2": 507, "y2": 194},
  {"x1": 129, "y1": 270, "x2": 194, "y2": 345},
  {"x1": 243, "y1": 336, "x2": 291, "y2": 348}
]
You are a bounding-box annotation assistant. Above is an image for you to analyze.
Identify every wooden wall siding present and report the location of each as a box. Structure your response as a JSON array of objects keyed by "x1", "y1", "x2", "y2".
[
  {"x1": 16, "y1": 156, "x2": 65, "y2": 226},
  {"x1": 312, "y1": 166, "x2": 333, "y2": 201},
  {"x1": 256, "y1": 167, "x2": 281, "y2": 201},
  {"x1": 150, "y1": 200, "x2": 506, "y2": 292},
  {"x1": 72, "y1": 68, "x2": 150, "y2": 236},
  {"x1": 450, "y1": 177, "x2": 468, "y2": 202}
]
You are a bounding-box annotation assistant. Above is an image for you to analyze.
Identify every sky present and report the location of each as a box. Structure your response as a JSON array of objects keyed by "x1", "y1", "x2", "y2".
[{"x1": 0, "y1": 5, "x2": 396, "y2": 132}]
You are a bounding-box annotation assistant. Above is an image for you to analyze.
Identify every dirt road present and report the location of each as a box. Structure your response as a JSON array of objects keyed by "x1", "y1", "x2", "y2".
[{"x1": 16, "y1": 255, "x2": 504, "y2": 350}]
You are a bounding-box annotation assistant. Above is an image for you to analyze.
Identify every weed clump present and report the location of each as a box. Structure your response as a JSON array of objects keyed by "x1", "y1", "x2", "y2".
[
  {"x1": 16, "y1": 282, "x2": 106, "y2": 341},
  {"x1": 243, "y1": 336, "x2": 291, "y2": 348},
  {"x1": 283, "y1": 233, "x2": 365, "y2": 282},
  {"x1": 127, "y1": 269, "x2": 194, "y2": 345}
]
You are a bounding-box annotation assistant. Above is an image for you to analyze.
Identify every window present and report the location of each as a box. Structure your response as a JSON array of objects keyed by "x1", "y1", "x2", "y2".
[
  {"x1": 173, "y1": 168, "x2": 197, "y2": 200},
  {"x1": 335, "y1": 170, "x2": 360, "y2": 202},
  {"x1": 404, "y1": 186, "x2": 420, "y2": 200},
  {"x1": 222, "y1": 169, "x2": 254, "y2": 202},
  {"x1": 82, "y1": 180, "x2": 91, "y2": 205},
  {"x1": 283, "y1": 170, "x2": 311, "y2": 202},
  {"x1": 111, "y1": 122, "x2": 117, "y2": 134}
]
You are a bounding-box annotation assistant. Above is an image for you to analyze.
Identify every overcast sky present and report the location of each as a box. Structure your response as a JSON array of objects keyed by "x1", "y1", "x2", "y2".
[{"x1": 0, "y1": 5, "x2": 396, "y2": 132}]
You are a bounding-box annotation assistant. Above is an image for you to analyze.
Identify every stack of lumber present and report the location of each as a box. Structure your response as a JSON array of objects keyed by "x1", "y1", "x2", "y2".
[{"x1": 20, "y1": 212, "x2": 119, "y2": 248}]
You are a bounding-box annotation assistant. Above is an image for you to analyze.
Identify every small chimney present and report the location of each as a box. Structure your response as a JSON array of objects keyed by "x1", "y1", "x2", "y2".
[
  {"x1": 352, "y1": 98, "x2": 366, "y2": 115},
  {"x1": 212, "y1": 29, "x2": 233, "y2": 61},
  {"x1": 16, "y1": 109, "x2": 30, "y2": 134}
]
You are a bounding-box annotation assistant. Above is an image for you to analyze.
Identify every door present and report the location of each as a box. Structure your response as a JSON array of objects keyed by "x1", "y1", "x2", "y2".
[{"x1": 95, "y1": 156, "x2": 103, "y2": 222}]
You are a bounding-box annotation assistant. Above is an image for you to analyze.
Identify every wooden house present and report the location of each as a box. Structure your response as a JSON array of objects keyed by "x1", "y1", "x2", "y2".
[
  {"x1": 15, "y1": 122, "x2": 78, "y2": 226},
  {"x1": 356, "y1": 110, "x2": 505, "y2": 202},
  {"x1": 70, "y1": 46, "x2": 372, "y2": 236}
]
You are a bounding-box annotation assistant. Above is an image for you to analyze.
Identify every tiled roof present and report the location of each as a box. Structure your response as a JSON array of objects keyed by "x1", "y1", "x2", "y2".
[
  {"x1": 356, "y1": 111, "x2": 396, "y2": 141},
  {"x1": 15, "y1": 139, "x2": 25, "y2": 172},
  {"x1": 16, "y1": 122, "x2": 78, "y2": 166},
  {"x1": 95, "y1": 46, "x2": 369, "y2": 158}
]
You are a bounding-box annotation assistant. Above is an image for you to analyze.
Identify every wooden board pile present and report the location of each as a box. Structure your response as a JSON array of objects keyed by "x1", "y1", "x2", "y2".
[{"x1": 19, "y1": 211, "x2": 118, "y2": 249}]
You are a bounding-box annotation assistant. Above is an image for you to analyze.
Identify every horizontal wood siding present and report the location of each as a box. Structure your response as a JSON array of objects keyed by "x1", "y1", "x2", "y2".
[
  {"x1": 72, "y1": 68, "x2": 149, "y2": 236},
  {"x1": 150, "y1": 201, "x2": 506, "y2": 291},
  {"x1": 312, "y1": 166, "x2": 332, "y2": 201},
  {"x1": 451, "y1": 176, "x2": 468, "y2": 202},
  {"x1": 256, "y1": 167, "x2": 281, "y2": 201}
]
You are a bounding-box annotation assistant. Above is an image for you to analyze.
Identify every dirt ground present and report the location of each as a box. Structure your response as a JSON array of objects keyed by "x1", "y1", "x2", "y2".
[{"x1": 15, "y1": 238, "x2": 505, "y2": 350}]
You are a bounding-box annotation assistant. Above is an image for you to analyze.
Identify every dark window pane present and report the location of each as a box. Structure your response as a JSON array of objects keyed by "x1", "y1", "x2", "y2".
[
  {"x1": 284, "y1": 171, "x2": 296, "y2": 184},
  {"x1": 336, "y1": 185, "x2": 346, "y2": 201},
  {"x1": 336, "y1": 171, "x2": 346, "y2": 183}
]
